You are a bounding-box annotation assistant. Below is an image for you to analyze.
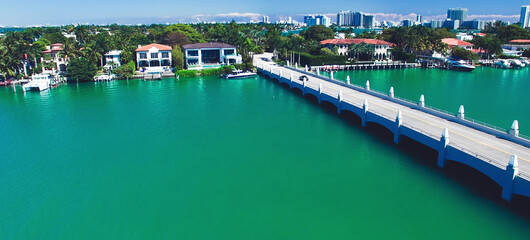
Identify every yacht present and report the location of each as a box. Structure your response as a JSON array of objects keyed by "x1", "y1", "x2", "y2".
[
  {"x1": 447, "y1": 59, "x2": 475, "y2": 72},
  {"x1": 509, "y1": 59, "x2": 526, "y2": 68},
  {"x1": 494, "y1": 59, "x2": 511, "y2": 68},
  {"x1": 222, "y1": 69, "x2": 257, "y2": 79},
  {"x1": 23, "y1": 74, "x2": 51, "y2": 92}
]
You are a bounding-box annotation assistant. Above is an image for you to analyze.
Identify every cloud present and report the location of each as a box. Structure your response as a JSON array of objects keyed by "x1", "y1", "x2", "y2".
[
  {"x1": 369, "y1": 13, "x2": 519, "y2": 22},
  {"x1": 191, "y1": 12, "x2": 263, "y2": 21}
]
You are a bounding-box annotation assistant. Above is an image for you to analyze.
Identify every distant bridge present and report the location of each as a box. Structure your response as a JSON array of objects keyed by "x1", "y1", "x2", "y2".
[{"x1": 255, "y1": 53, "x2": 530, "y2": 202}]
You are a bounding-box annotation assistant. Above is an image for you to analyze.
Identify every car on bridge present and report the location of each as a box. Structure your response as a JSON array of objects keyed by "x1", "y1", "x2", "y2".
[{"x1": 299, "y1": 75, "x2": 308, "y2": 81}]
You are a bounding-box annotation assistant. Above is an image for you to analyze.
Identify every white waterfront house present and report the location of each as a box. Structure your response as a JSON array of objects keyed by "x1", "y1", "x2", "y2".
[
  {"x1": 104, "y1": 50, "x2": 122, "y2": 71},
  {"x1": 502, "y1": 39, "x2": 530, "y2": 56},
  {"x1": 135, "y1": 43, "x2": 173, "y2": 73},
  {"x1": 182, "y1": 42, "x2": 242, "y2": 70},
  {"x1": 320, "y1": 38, "x2": 393, "y2": 60}
]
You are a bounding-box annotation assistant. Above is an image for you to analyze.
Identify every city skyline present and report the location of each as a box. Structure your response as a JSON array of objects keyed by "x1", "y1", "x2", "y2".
[{"x1": 0, "y1": 0, "x2": 527, "y2": 26}]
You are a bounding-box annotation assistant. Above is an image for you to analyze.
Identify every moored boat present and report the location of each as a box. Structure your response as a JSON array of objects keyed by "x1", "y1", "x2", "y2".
[
  {"x1": 447, "y1": 59, "x2": 475, "y2": 72},
  {"x1": 222, "y1": 69, "x2": 257, "y2": 79},
  {"x1": 23, "y1": 74, "x2": 51, "y2": 92}
]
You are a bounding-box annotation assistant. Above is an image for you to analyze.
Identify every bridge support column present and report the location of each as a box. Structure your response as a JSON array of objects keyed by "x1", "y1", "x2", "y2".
[
  {"x1": 362, "y1": 98, "x2": 368, "y2": 127},
  {"x1": 437, "y1": 128, "x2": 449, "y2": 168},
  {"x1": 303, "y1": 78, "x2": 306, "y2": 95},
  {"x1": 365, "y1": 80, "x2": 370, "y2": 91},
  {"x1": 419, "y1": 94, "x2": 425, "y2": 108},
  {"x1": 389, "y1": 87, "x2": 394, "y2": 98},
  {"x1": 502, "y1": 155, "x2": 519, "y2": 202},
  {"x1": 318, "y1": 83, "x2": 322, "y2": 104},
  {"x1": 337, "y1": 90, "x2": 342, "y2": 114},
  {"x1": 510, "y1": 120, "x2": 519, "y2": 137},
  {"x1": 289, "y1": 73, "x2": 294, "y2": 89},
  {"x1": 394, "y1": 110, "x2": 402, "y2": 144},
  {"x1": 346, "y1": 75, "x2": 350, "y2": 85},
  {"x1": 457, "y1": 105, "x2": 465, "y2": 120}
]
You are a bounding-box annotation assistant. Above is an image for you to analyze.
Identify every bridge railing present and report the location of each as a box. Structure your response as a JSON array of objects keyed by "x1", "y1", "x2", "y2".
[{"x1": 279, "y1": 65, "x2": 530, "y2": 148}]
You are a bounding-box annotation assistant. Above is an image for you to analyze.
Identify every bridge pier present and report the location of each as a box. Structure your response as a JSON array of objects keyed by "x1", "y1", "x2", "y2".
[
  {"x1": 337, "y1": 90, "x2": 342, "y2": 114},
  {"x1": 303, "y1": 78, "x2": 307, "y2": 95},
  {"x1": 502, "y1": 155, "x2": 519, "y2": 201},
  {"x1": 394, "y1": 110, "x2": 402, "y2": 144},
  {"x1": 362, "y1": 98, "x2": 368, "y2": 127},
  {"x1": 290, "y1": 73, "x2": 294, "y2": 89},
  {"x1": 438, "y1": 128, "x2": 449, "y2": 168},
  {"x1": 318, "y1": 83, "x2": 322, "y2": 104}
]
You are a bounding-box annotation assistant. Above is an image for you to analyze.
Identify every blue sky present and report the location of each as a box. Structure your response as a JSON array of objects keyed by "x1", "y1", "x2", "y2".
[{"x1": 1, "y1": 0, "x2": 527, "y2": 26}]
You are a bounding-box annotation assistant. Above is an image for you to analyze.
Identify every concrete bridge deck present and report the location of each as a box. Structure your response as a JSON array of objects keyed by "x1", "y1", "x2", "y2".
[{"x1": 254, "y1": 53, "x2": 530, "y2": 201}]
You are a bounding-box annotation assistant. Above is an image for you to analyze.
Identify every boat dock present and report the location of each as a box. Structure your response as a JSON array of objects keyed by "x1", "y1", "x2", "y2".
[{"x1": 310, "y1": 62, "x2": 419, "y2": 72}]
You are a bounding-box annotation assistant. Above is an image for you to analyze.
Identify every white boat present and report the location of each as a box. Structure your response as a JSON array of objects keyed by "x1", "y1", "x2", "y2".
[
  {"x1": 509, "y1": 59, "x2": 526, "y2": 68},
  {"x1": 222, "y1": 69, "x2": 257, "y2": 79},
  {"x1": 447, "y1": 59, "x2": 475, "y2": 72},
  {"x1": 494, "y1": 59, "x2": 512, "y2": 68},
  {"x1": 23, "y1": 74, "x2": 51, "y2": 92},
  {"x1": 94, "y1": 74, "x2": 114, "y2": 81}
]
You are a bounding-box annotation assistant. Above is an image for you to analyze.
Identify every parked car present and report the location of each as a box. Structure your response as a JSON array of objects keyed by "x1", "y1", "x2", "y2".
[{"x1": 299, "y1": 75, "x2": 308, "y2": 81}]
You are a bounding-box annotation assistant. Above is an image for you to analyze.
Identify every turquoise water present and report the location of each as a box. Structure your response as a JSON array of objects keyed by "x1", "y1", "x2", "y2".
[{"x1": 1, "y1": 72, "x2": 529, "y2": 239}]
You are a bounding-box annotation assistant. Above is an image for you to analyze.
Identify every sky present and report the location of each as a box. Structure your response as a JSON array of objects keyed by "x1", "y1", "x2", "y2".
[{"x1": 0, "y1": 0, "x2": 527, "y2": 26}]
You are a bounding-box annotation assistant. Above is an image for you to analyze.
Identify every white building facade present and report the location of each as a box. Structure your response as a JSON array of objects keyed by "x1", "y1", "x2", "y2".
[
  {"x1": 104, "y1": 50, "x2": 122, "y2": 71},
  {"x1": 182, "y1": 43, "x2": 242, "y2": 70},
  {"x1": 135, "y1": 43, "x2": 172, "y2": 73},
  {"x1": 521, "y1": 5, "x2": 530, "y2": 28}
]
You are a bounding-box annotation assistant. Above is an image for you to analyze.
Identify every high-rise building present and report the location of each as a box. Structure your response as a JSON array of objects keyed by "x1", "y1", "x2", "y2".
[
  {"x1": 262, "y1": 16, "x2": 269, "y2": 24},
  {"x1": 337, "y1": 11, "x2": 375, "y2": 28},
  {"x1": 288, "y1": 17, "x2": 292, "y2": 24},
  {"x1": 431, "y1": 20, "x2": 443, "y2": 28},
  {"x1": 304, "y1": 15, "x2": 331, "y2": 27},
  {"x1": 416, "y1": 14, "x2": 422, "y2": 23},
  {"x1": 521, "y1": 5, "x2": 530, "y2": 28},
  {"x1": 447, "y1": 8, "x2": 468, "y2": 22},
  {"x1": 363, "y1": 14, "x2": 375, "y2": 28}
]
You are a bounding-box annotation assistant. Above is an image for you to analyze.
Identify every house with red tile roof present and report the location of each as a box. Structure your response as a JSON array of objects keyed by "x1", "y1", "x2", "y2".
[
  {"x1": 501, "y1": 39, "x2": 530, "y2": 56},
  {"x1": 320, "y1": 39, "x2": 393, "y2": 60},
  {"x1": 41, "y1": 43, "x2": 68, "y2": 74},
  {"x1": 441, "y1": 38, "x2": 474, "y2": 51},
  {"x1": 181, "y1": 42, "x2": 242, "y2": 70},
  {"x1": 135, "y1": 43, "x2": 173, "y2": 73}
]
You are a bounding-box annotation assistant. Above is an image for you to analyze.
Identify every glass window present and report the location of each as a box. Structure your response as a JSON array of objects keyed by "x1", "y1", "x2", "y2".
[
  {"x1": 188, "y1": 50, "x2": 198, "y2": 56},
  {"x1": 151, "y1": 53, "x2": 158, "y2": 58},
  {"x1": 161, "y1": 52, "x2": 169, "y2": 58},
  {"x1": 139, "y1": 53, "x2": 147, "y2": 59},
  {"x1": 224, "y1": 49, "x2": 235, "y2": 55}
]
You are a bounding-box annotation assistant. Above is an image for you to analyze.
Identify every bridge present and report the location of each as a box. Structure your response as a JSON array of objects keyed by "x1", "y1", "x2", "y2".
[{"x1": 254, "y1": 53, "x2": 530, "y2": 202}]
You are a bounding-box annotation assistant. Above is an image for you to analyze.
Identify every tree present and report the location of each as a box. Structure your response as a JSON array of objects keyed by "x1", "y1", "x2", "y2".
[
  {"x1": 497, "y1": 24, "x2": 530, "y2": 43},
  {"x1": 451, "y1": 47, "x2": 479, "y2": 60},
  {"x1": 68, "y1": 57, "x2": 97, "y2": 81},
  {"x1": 471, "y1": 35, "x2": 502, "y2": 58},
  {"x1": 320, "y1": 47, "x2": 335, "y2": 56},
  {"x1": 172, "y1": 45, "x2": 185, "y2": 70},
  {"x1": 301, "y1": 25, "x2": 334, "y2": 42},
  {"x1": 114, "y1": 61, "x2": 135, "y2": 79}
]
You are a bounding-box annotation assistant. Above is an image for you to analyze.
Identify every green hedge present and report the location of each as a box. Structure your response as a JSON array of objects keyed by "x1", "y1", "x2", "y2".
[
  {"x1": 299, "y1": 53, "x2": 348, "y2": 66},
  {"x1": 176, "y1": 70, "x2": 198, "y2": 77}
]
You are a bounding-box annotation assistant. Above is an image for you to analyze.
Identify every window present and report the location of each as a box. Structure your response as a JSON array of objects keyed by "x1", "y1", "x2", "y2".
[
  {"x1": 188, "y1": 50, "x2": 199, "y2": 57},
  {"x1": 151, "y1": 53, "x2": 158, "y2": 58},
  {"x1": 224, "y1": 49, "x2": 235, "y2": 55},
  {"x1": 161, "y1": 52, "x2": 169, "y2": 58},
  {"x1": 139, "y1": 53, "x2": 147, "y2": 59}
]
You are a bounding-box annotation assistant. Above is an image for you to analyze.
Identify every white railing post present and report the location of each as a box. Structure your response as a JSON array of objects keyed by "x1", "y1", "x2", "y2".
[
  {"x1": 510, "y1": 120, "x2": 519, "y2": 137},
  {"x1": 389, "y1": 86, "x2": 394, "y2": 98}
]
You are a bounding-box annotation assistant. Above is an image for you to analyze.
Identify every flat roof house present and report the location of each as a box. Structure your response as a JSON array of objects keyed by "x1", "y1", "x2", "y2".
[
  {"x1": 135, "y1": 43, "x2": 172, "y2": 73},
  {"x1": 104, "y1": 50, "x2": 122, "y2": 71},
  {"x1": 182, "y1": 42, "x2": 242, "y2": 70}
]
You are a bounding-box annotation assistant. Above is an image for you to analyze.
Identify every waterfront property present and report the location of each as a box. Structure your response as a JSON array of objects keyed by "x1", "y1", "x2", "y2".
[
  {"x1": 502, "y1": 39, "x2": 530, "y2": 56},
  {"x1": 41, "y1": 43, "x2": 68, "y2": 74},
  {"x1": 182, "y1": 42, "x2": 242, "y2": 70},
  {"x1": 320, "y1": 39, "x2": 392, "y2": 60},
  {"x1": 256, "y1": 53, "x2": 530, "y2": 202},
  {"x1": 104, "y1": 50, "x2": 122, "y2": 71},
  {"x1": 135, "y1": 43, "x2": 173, "y2": 73}
]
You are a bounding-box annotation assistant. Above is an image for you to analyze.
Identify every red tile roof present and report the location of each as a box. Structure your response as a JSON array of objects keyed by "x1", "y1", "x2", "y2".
[
  {"x1": 509, "y1": 39, "x2": 530, "y2": 44},
  {"x1": 135, "y1": 43, "x2": 172, "y2": 52},
  {"x1": 442, "y1": 38, "x2": 474, "y2": 47},
  {"x1": 320, "y1": 38, "x2": 393, "y2": 46},
  {"x1": 475, "y1": 33, "x2": 487, "y2": 37}
]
